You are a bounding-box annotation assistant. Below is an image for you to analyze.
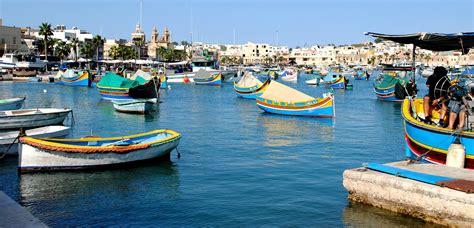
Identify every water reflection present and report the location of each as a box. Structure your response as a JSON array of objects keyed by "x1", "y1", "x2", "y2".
[
  {"x1": 257, "y1": 113, "x2": 334, "y2": 147},
  {"x1": 19, "y1": 162, "x2": 180, "y2": 225},
  {"x1": 343, "y1": 202, "x2": 440, "y2": 227}
]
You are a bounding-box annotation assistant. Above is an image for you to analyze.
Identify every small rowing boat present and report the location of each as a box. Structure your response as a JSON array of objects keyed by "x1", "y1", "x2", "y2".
[
  {"x1": 233, "y1": 72, "x2": 270, "y2": 99},
  {"x1": 18, "y1": 129, "x2": 181, "y2": 172},
  {"x1": 0, "y1": 108, "x2": 72, "y2": 130},
  {"x1": 0, "y1": 126, "x2": 70, "y2": 155},
  {"x1": 0, "y1": 97, "x2": 25, "y2": 111},
  {"x1": 112, "y1": 98, "x2": 157, "y2": 114},
  {"x1": 194, "y1": 71, "x2": 222, "y2": 86}
]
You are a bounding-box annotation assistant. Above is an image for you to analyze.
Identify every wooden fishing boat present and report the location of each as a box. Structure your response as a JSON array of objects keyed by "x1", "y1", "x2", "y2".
[
  {"x1": 323, "y1": 75, "x2": 346, "y2": 89},
  {"x1": 402, "y1": 99, "x2": 474, "y2": 169},
  {"x1": 194, "y1": 72, "x2": 222, "y2": 86},
  {"x1": 57, "y1": 70, "x2": 91, "y2": 86},
  {"x1": 354, "y1": 71, "x2": 369, "y2": 80},
  {"x1": 0, "y1": 108, "x2": 72, "y2": 130},
  {"x1": 0, "y1": 126, "x2": 70, "y2": 154},
  {"x1": 112, "y1": 98, "x2": 157, "y2": 114},
  {"x1": 0, "y1": 97, "x2": 25, "y2": 111},
  {"x1": 97, "y1": 72, "x2": 159, "y2": 100},
  {"x1": 373, "y1": 66, "x2": 417, "y2": 102},
  {"x1": 256, "y1": 80, "x2": 334, "y2": 118},
  {"x1": 18, "y1": 129, "x2": 181, "y2": 172},
  {"x1": 233, "y1": 73, "x2": 270, "y2": 99}
]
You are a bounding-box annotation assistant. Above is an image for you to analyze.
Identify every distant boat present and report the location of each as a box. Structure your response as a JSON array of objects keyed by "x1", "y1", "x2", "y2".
[
  {"x1": 233, "y1": 73, "x2": 270, "y2": 99},
  {"x1": 18, "y1": 129, "x2": 182, "y2": 172},
  {"x1": 373, "y1": 66, "x2": 417, "y2": 102},
  {"x1": 354, "y1": 71, "x2": 369, "y2": 80},
  {"x1": 112, "y1": 98, "x2": 157, "y2": 114},
  {"x1": 0, "y1": 108, "x2": 72, "y2": 130},
  {"x1": 421, "y1": 68, "x2": 434, "y2": 78},
  {"x1": 305, "y1": 77, "x2": 321, "y2": 85},
  {"x1": 0, "y1": 125, "x2": 70, "y2": 155},
  {"x1": 57, "y1": 70, "x2": 91, "y2": 86},
  {"x1": 0, "y1": 97, "x2": 25, "y2": 111},
  {"x1": 281, "y1": 69, "x2": 298, "y2": 82},
  {"x1": 256, "y1": 80, "x2": 334, "y2": 118},
  {"x1": 194, "y1": 71, "x2": 222, "y2": 86},
  {"x1": 323, "y1": 75, "x2": 347, "y2": 89},
  {"x1": 97, "y1": 72, "x2": 159, "y2": 100}
]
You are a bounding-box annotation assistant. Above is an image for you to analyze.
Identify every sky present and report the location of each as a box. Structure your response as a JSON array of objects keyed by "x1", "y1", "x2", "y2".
[{"x1": 0, "y1": 0, "x2": 473, "y2": 47}]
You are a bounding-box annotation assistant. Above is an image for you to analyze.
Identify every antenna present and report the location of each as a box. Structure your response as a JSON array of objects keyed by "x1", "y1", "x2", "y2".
[{"x1": 140, "y1": 1, "x2": 143, "y2": 29}]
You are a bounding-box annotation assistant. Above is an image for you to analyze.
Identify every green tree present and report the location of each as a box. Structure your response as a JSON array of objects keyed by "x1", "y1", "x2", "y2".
[
  {"x1": 39, "y1": 23, "x2": 53, "y2": 61},
  {"x1": 92, "y1": 35, "x2": 105, "y2": 62},
  {"x1": 135, "y1": 40, "x2": 144, "y2": 60},
  {"x1": 55, "y1": 41, "x2": 71, "y2": 62},
  {"x1": 80, "y1": 42, "x2": 94, "y2": 59},
  {"x1": 109, "y1": 45, "x2": 120, "y2": 60}
]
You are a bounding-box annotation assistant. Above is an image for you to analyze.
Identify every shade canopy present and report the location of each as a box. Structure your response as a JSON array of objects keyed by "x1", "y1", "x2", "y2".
[{"x1": 365, "y1": 32, "x2": 474, "y2": 53}]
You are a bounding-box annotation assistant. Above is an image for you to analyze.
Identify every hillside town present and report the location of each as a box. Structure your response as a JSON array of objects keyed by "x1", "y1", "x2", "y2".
[{"x1": 1, "y1": 18, "x2": 472, "y2": 71}]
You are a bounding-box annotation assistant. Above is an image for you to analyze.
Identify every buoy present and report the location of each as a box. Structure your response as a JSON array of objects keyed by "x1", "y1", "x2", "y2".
[{"x1": 446, "y1": 139, "x2": 465, "y2": 168}]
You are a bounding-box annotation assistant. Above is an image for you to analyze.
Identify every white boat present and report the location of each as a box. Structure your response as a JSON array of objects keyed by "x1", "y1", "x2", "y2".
[
  {"x1": 18, "y1": 129, "x2": 181, "y2": 172},
  {"x1": 421, "y1": 68, "x2": 434, "y2": 78},
  {"x1": 0, "y1": 108, "x2": 72, "y2": 130},
  {"x1": 0, "y1": 126, "x2": 70, "y2": 155},
  {"x1": 305, "y1": 78, "x2": 320, "y2": 85},
  {"x1": 0, "y1": 53, "x2": 46, "y2": 69},
  {"x1": 112, "y1": 99, "x2": 157, "y2": 114},
  {"x1": 281, "y1": 69, "x2": 298, "y2": 82},
  {"x1": 0, "y1": 97, "x2": 25, "y2": 111}
]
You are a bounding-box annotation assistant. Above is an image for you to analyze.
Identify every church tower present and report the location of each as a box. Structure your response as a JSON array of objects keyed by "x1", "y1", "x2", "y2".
[{"x1": 151, "y1": 26, "x2": 159, "y2": 43}]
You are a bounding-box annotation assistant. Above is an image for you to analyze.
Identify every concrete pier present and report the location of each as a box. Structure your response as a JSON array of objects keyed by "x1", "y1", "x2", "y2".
[
  {"x1": 0, "y1": 191, "x2": 47, "y2": 227},
  {"x1": 343, "y1": 161, "x2": 474, "y2": 227}
]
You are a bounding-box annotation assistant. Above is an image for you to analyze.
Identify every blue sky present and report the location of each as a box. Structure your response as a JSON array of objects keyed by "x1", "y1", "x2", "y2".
[{"x1": 1, "y1": 0, "x2": 472, "y2": 47}]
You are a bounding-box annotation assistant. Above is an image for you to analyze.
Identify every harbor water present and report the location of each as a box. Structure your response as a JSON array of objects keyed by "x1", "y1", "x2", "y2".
[{"x1": 0, "y1": 75, "x2": 433, "y2": 226}]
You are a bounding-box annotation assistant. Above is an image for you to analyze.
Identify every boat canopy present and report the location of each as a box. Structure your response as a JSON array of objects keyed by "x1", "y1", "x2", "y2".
[
  {"x1": 260, "y1": 80, "x2": 314, "y2": 103},
  {"x1": 98, "y1": 72, "x2": 140, "y2": 88},
  {"x1": 235, "y1": 72, "x2": 262, "y2": 87},
  {"x1": 131, "y1": 69, "x2": 152, "y2": 84},
  {"x1": 365, "y1": 32, "x2": 474, "y2": 53}
]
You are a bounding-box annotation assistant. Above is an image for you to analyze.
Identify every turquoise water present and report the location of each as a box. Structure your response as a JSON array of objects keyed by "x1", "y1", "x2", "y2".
[{"x1": 0, "y1": 75, "x2": 432, "y2": 226}]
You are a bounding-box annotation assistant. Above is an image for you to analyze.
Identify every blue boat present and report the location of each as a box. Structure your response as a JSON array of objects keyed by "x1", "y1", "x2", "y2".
[
  {"x1": 402, "y1": 99, "x2": 474, "y2": 169},
  {"x1": 57, "y1": 70, "x2": 91, "y2": 87},
  {"x1": 194, "y1": 72, "x2": 222, "y2": 86},
  {"x1": 256, "y1": 80, "x2": 334, "y2": 118},
  {"x1": 233, "y1": 73, "x2": 270, "y2": 99}
]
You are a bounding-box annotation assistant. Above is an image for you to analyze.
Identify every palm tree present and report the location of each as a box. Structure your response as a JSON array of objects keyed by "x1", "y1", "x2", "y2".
[
  {"x1": 55, "y1": 41, "x2": 71, "y2": 63},
  {"x1": 70, "y1": 37, "x2": 79, "y2": 61},
  {"x1": 135, "y1": 40, "x2": 144, "y2": 60},
  {"x1": 109, "y1": 45, "x2": 120, "y2": 60},
  {"x1": 80, "y1": 42, "x2": 94, "y2": 59},
  {"x1": 39, "y1": 23, "x2": 53, "y2": 62},
  {"x1": 92, "y1": 35, "x2": 105, "y2": 68}
]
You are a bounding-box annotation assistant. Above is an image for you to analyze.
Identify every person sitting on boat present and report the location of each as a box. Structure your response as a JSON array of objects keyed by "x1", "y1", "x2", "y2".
[
  {"x1": 423, "y1": 66, "x2": 450, "y2": 125},
  {"x1": 447, "y1": 85, "x2": 474, "y2": 130}
]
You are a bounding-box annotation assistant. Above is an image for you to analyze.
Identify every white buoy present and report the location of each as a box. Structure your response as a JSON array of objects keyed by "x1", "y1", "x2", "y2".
[
  {"x1": 43, "y1": 89, "x2": 47, "y2": 93},
  {"x1": 446, "y1": 141, "x2": 465, "y2": 168}
]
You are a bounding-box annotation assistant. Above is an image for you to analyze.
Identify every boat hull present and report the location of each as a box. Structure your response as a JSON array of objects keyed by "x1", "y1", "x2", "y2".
[
  {"x1": 194, "y1": 73, "x2": 222, "y2": 86},
  {"x1": 402, "y1": 99, "x2": 474, "y2": 169},
  {"x1": 323, "y1": 77, "x2": 345, "y2": 89},
  {"x1": 233, "y1": 79, "x2": 270, "y2": 99},
  {"x1": 373, "y1": 86, "x2": 401, "y2": 102},
  {"x1": 0, "y1": 109, "x2": 71, "y2": 130},
  {"x1": 256, "y1": 95, "x2": 334, "y2": 118},
  {"x1": 0, "y1": 126, "x2": 70, "y2": 154},
  {"x1": 18, "y1": 130, "x2": 181, "y2": 172},
  {"x1": 112, "y1": 99, "x2": 156, "y2": 114},
  {"x1": 58, "y1": 72, "x2": 90, "y2": 86},
  {"x1": 0, "y1": 97, "x2": 25, "y2": 111},
  {"x1": 97, "y1": 87, "x2": 133, "y2": 100}
]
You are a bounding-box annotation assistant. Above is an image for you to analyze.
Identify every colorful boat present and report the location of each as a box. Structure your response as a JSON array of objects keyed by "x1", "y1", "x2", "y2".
[
  {"x1": 323, "y1": 75, "x2": 346, "y2": 89},
  {"x1": 0, "y1": 97, "x2": 25, "y2": 111},
  {"x1": 256, "y1": 80, "x2": 334, "y2": 118},
  {"x1": 97, "y1": 72, "x2": 159, "y2": 100},
  {"x1": 0, "y1": 108, "x2": 72, "y2": 130},
  {"x1": 18, "y1": 129, "x2": 182, "y2": 172},
  {"x1": 402, "y1": 98, "x2": 474, "y2": 169},
  {"x1": 0, "y1": 125, "x2": 70, "y2": 155},
  {"x1": 373, "y1": 67, "x2": 417, "y2": 102},
  {"x1": 233, "y1": 73, "x2": 270, "y2": 99},
  {"x1": 159, "y1": 74, "x2": 168, "y2": 89},
  {"x1": 354, "y1": 71, "x2": 369, "y2": 80},
  {"x1": 194, "y1": 72, "x2": 222, "y2": 86},
  {"x1": 57, "y1": 70, "x2": 91, "y2": 87},
  {"x1": 112, "y1": 98, "x2": 157, "y2": 114}
]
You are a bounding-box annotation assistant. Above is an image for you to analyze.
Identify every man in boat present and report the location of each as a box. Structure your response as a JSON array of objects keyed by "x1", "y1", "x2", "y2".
[
  {"x1": 447, "y1": 85, "x2": 474, "y2": 130},
  {"x1": 423, "y1": 66, "x2": 450, "y2": 126}
]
